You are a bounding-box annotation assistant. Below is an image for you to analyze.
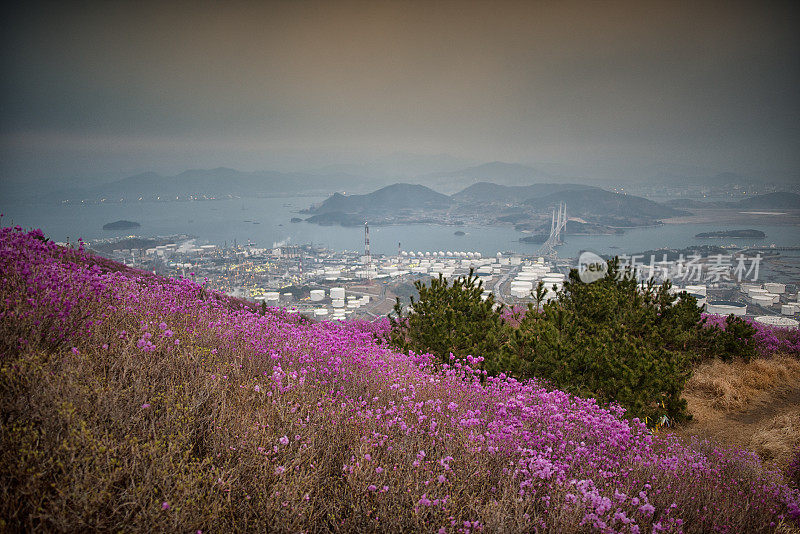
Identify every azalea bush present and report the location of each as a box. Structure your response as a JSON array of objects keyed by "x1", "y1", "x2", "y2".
[
  {"x1": 789, "y1": 447, "x2": 800, "y2": 491},
  {"x1": 1, "y1": 227, "x2": 799, "y2": 532},
  {"x1": 703, "y1": 313, "x2": 800, "y2": 357}
]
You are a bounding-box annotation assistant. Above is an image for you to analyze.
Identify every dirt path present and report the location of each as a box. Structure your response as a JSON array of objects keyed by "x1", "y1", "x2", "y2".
[{"x1": 727, "y1": 386, "x2": 800, "y2": 426}]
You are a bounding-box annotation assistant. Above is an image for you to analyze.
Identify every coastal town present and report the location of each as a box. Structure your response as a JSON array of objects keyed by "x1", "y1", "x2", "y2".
[{"x1": 84, "y1": 228, "x2": 800, "y2": 329}]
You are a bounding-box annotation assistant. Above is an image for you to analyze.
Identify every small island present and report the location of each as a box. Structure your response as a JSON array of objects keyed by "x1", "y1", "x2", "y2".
[
  {"x1": 454, "y1": 230, "x2": 466, "y2": 236},
  {"x1": 103, "y1": 220, "x2": 140, "y2": 231},
  {"x1": 695, "y1": 229, "x2": 765, "y2": 239},
  {"x1": 290, "y1": 217, "x2": 303, "y2": 223}
]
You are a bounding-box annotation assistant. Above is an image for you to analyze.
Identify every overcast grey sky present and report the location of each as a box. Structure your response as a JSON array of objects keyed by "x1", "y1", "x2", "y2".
[{"x1": 1, "y1": 0, "x2": 799, "y2": 184}]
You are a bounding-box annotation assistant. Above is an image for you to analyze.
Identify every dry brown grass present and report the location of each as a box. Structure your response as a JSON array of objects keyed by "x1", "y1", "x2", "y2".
[
  {"x1": 750, "y1": 412, "x2": 800, "y2": 464},
  {"x1": 685, "y1": 354, "x2": 800, "y2": 412},
  {"x1": 678, "y1": 354, "x2": 800, "y2": 468}
]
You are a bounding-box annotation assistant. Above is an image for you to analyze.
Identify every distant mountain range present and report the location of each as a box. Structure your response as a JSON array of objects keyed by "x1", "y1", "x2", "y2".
[
  {"x1": 301, "y1": 180, "x2": 799, "y2": 232},
  {"x1": 303, "y1": 181, "x2": 691, "y2": 229},
  {"x1": 451, "y1": 182, "x2": 593, "y2": 203},
  {"x1": 20, "y1": 162, "x2": 799, "y2": 207},
  {"x1": 36, "y1": 168, "x2": 378, "y2": 202},
  {"x1": 419, "y1": 162, "x2": 568, "y2": 193},
  {"x1": 30, "y1": 161, "x2": 579, "y2": 203}
]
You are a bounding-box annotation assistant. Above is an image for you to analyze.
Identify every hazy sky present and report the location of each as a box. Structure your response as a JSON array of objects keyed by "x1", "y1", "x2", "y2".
[{"x1": 2, "y1": 0, "x2": 799, "y2": 184}]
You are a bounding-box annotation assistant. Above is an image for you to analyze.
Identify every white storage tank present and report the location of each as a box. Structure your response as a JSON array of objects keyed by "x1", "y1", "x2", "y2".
[
  {"x1": 754, "y1": 316, "x2": 799, "y2": 329},
  {"x1": 510, "y1": 288, "x2": 530, "y2": 298},
  {"x1": 752, "y1": 295, "x2": 775, "y2": 307},
  {"x1": 749, "y1": 288, "x2": 768, "y2": 297},
  {"x1": 685, "y1": 285, "x2": 707, "y2": 297},
  {"x1": 764, "y1": 282, "x2": 786, "y2": 294},
  {"x1": 310, "y1": 289, "x2": 325, "y2": 302},
  {"x1": 781, "y1": 304, "x2": 798, "y2": 316},
  {"x1": 763, "y1": 292, "x2": 780, "y2": 304},
  {"x1": 332, "y1": 298, "x2": 345, "y2": 308},
  {"x1": 264, "y1": 291, "x2": 280, "y2": 302},
  {"x1": 511, "y1": 281, "x2": 533, "y2": 292},
  {"x1": 330, "y1": 287, "x2": 345, "y2": 300},
  {"x1": 705, "y1": 301, "x2": 747, "y2": 316},
  {"x1": 314, "y1": 308, "x2": 329, "y2": 317}
]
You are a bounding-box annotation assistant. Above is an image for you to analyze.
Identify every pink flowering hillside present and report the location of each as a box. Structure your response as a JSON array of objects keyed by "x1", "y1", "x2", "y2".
[{"x1": 1, "y1": 227, "x2": 798, "y2": 532}]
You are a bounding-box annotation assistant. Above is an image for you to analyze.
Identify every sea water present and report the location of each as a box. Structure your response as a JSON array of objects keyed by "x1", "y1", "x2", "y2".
[{"x1": 2, "y1": 196, "x2": 799, "y2": 258}]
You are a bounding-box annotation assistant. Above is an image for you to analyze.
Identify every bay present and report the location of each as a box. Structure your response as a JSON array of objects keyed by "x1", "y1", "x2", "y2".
[{"x1": 2, "y1": 196, "x2": 799, "y2": 258}]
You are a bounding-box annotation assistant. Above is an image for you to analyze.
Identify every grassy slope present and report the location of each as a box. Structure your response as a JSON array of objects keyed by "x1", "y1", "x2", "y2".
[{"x1": 1, "y1": 228, "x2": 799, "y2": 532}]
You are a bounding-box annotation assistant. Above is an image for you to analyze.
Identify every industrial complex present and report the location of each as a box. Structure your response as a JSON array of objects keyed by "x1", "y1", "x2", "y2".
[{"x1": 85, "y1": 219, "x2": 800, "y2": 329}]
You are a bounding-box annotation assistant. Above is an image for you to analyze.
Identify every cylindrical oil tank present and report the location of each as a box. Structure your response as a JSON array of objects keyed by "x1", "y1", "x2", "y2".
[
  {"x1": 330, "y1": 287, "x2": 345, "y2": 300},
  {"x1": 754, "y1": 316, "x2": 798, "y2": 329},
  {"x1": 685, "y1": 285, "x2": 707, "y2": 297},
  {"x1": 752, "y1": 295, "x2": 774, "y2": 307},
  {"x1": 764, "y1": 282, "x2": 786, "y2": 294},
  {"x1": 705, "y1": 301, "x2": 747, "y2": 316}
]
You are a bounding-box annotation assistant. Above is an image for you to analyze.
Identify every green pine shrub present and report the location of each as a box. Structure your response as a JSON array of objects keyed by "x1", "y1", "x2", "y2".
[{"x1": 389, "y1": 270, "x2": 508, "y2": 375}]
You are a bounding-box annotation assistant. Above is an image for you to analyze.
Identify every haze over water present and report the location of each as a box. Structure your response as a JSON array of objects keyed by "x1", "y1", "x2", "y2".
[{"x1": 3, "y1": 197, "x2": 798, "y2": 259}]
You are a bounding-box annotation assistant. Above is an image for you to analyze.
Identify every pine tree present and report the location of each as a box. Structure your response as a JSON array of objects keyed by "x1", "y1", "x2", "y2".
[
  {"x1": 389, "y1": 269, "x2": 507, "y2": 373},
  {"x1": 507, "y1": 259, "x2": 695, "y2": 424}
]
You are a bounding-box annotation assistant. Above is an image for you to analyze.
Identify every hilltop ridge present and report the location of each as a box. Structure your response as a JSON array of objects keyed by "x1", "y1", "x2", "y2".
[{"x1": 1, "y1": 227, "x2": 798, "y2": 531}]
